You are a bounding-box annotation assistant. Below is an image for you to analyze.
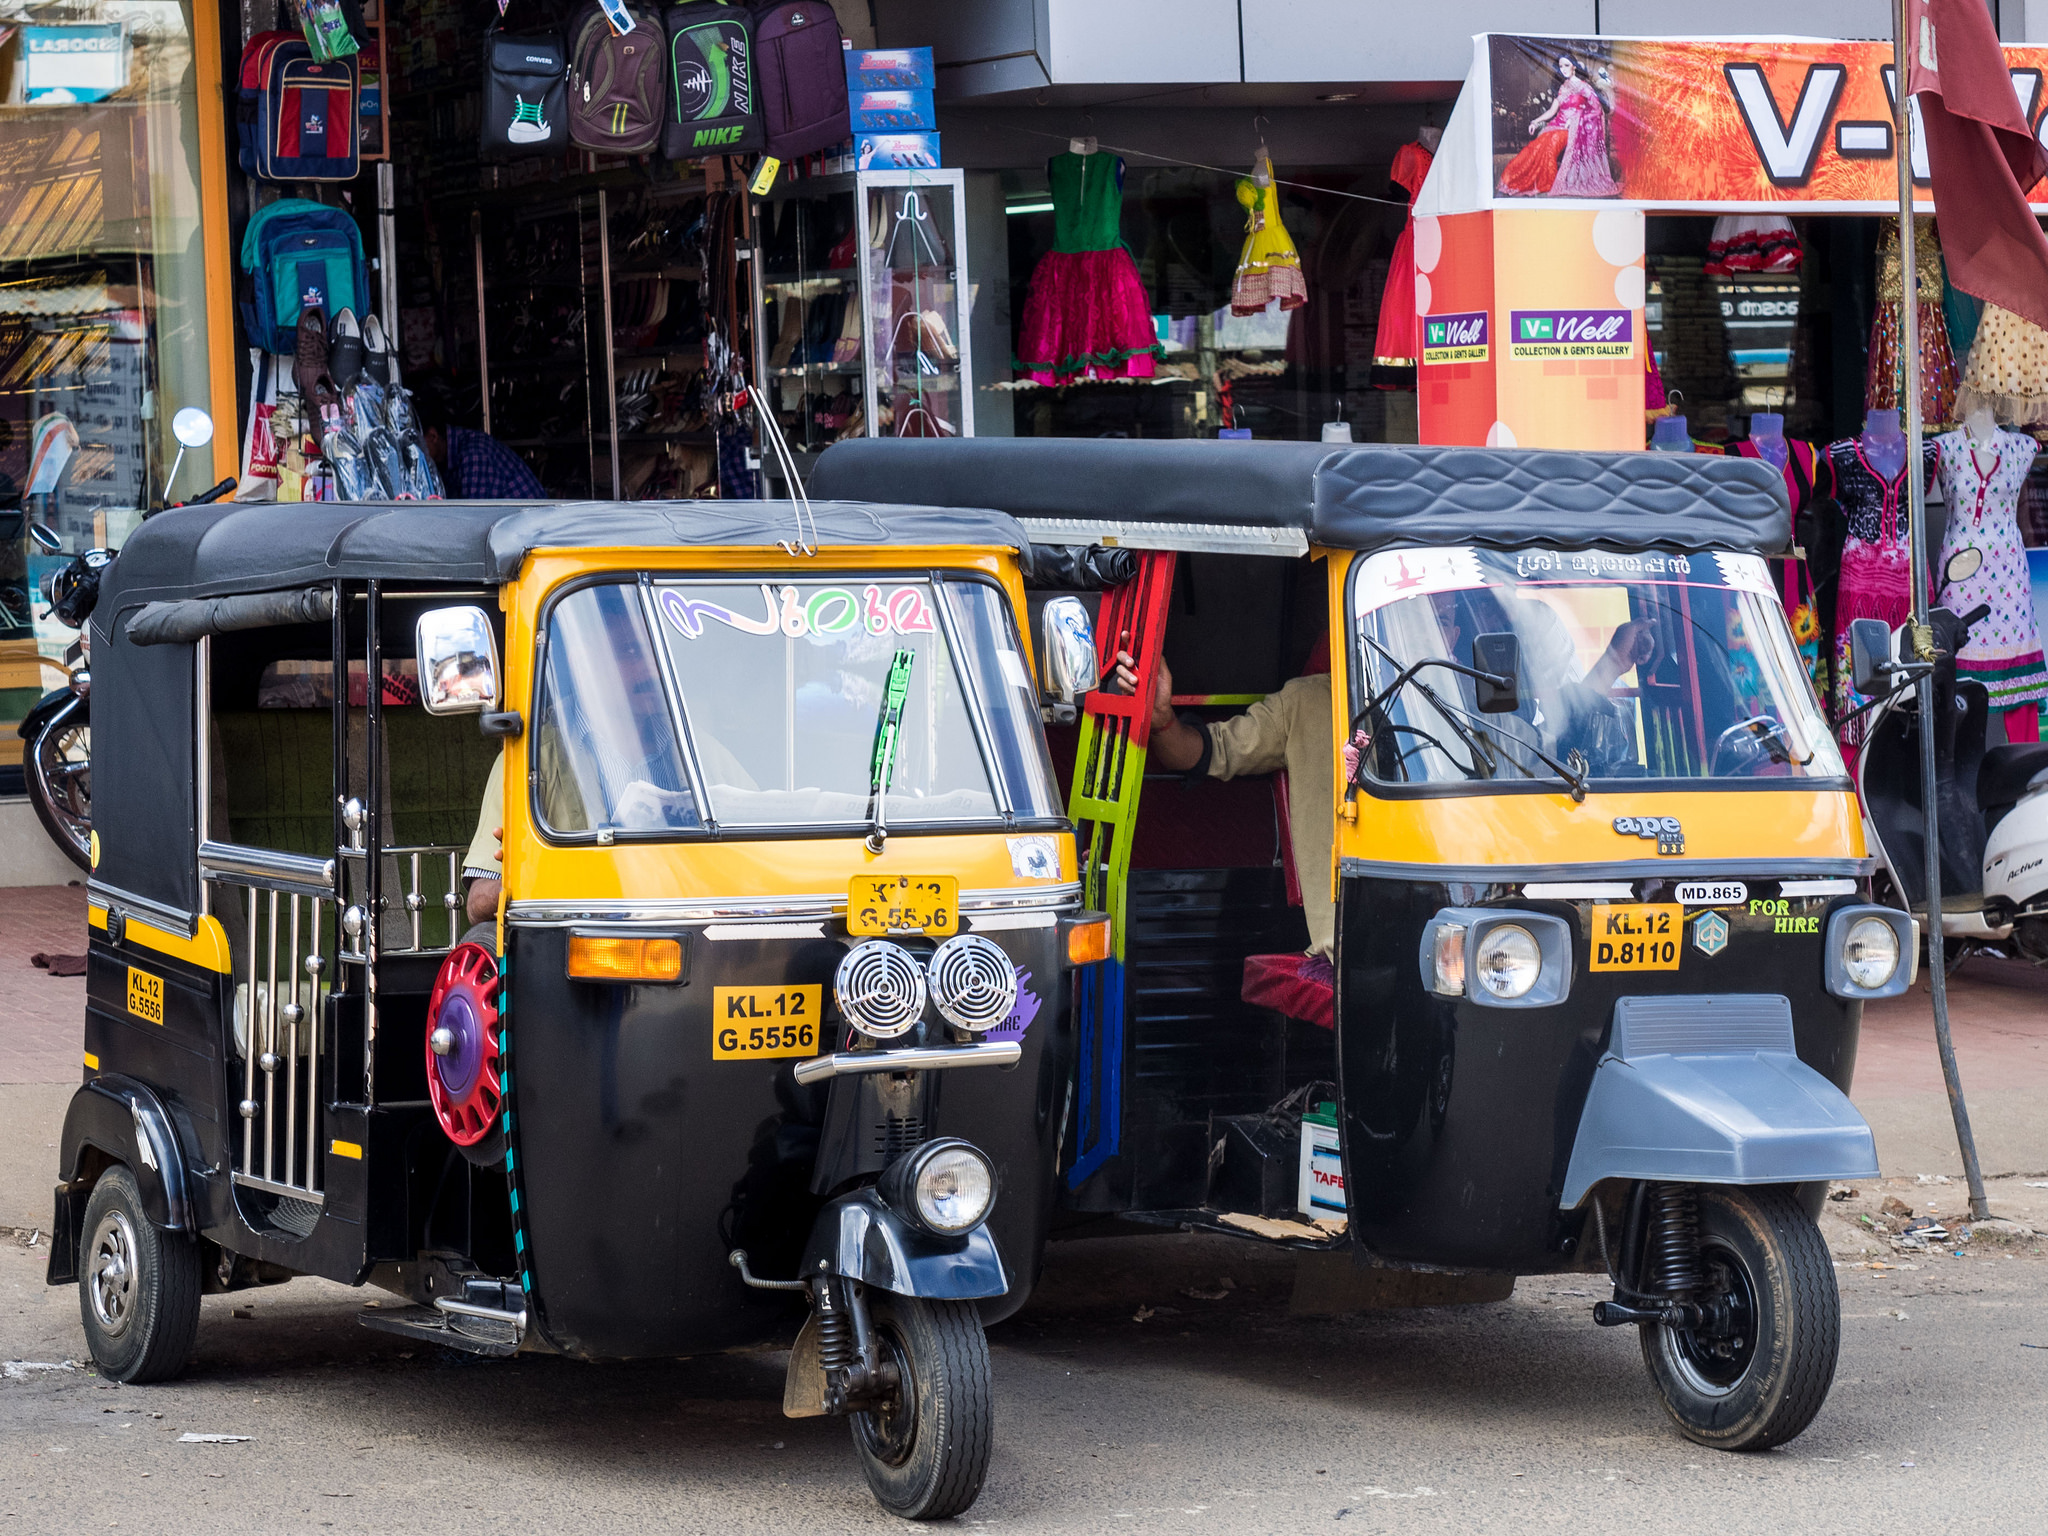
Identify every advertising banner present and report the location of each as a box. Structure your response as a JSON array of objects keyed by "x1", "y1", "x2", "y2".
[{"x1": 1479, "y1": 33, "x2": 2048, "y2": 211}]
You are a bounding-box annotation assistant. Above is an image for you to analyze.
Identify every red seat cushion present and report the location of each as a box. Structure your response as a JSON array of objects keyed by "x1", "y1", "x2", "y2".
[{"x1": 1242, "y1": 952, "x2": 1334, "y2": 1030}]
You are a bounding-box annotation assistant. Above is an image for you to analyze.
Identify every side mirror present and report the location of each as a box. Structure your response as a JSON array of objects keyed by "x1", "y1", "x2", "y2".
[
  {"x1": 1849, "y1": 618, "x2": 1894, "y2": 696},
  {"x1": 1040, "y1": 595, "x2": 1101, "y2": 707},
  {"x1": 1471, "y1": 632, "x2": 1521, "y2": 714},
  {"x1": 1944, "y1": 546, "x2": 1984, "y2": 586},
  {"x1": 28, "y1": 523, "x2": 63, "y2": 554},
  {"x1": 418, "y1": 606, "x2": 501, "y2": 715}
]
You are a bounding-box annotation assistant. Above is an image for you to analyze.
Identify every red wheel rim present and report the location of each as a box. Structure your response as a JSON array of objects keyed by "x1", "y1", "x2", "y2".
[{"x1": 425, "y1": 942, "x2": 503, "y2": 1147}]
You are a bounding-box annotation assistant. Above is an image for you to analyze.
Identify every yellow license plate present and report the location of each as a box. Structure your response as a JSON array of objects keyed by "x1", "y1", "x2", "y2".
[
  {"x1": 711, "y1": 986, "x2": 823, "y2": 1060},
  {"x1": 848, "y1": 875, "x2": 959, "y2": 937},
  {"x1": 126, "y1": 966, "x2": 164, "y2": 1025},
  {"x1": 1589, "y1": 904, "x2": 1684, "y2": 971}
]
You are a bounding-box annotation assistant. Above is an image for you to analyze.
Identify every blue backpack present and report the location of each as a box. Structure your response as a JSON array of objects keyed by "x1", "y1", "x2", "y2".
[
  {"x1": 243, "y1": 35, "x2": 359, "y2": 183},
  {"x1": 240, "y1": 200, "x2": 370, "y2": 353}
]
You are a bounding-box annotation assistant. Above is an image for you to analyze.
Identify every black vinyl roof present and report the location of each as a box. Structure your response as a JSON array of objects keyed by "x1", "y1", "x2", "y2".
[
  {"x1": 810, "y1": 439, "x2": 1793, "y2": 556},
  {"x1": 101, "y1": 498, "x2": 1032, "y2": 608}
]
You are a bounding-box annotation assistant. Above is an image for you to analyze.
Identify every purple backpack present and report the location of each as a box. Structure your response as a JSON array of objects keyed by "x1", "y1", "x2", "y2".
[
  {"x1": 567, "y1": 0, "x2": 667, "y2": 154},
  {"x1": 753, "y1": 2, "x2": 847, "y2": 159}
]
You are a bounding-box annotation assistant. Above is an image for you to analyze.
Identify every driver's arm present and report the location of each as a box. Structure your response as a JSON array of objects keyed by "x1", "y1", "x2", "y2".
[
  {"x1": 1114, "y1": 651, "x2": 1207, "y2": 772},
  {"x1": 462, "y1": 752, "x2": 505, "y2": 925}
]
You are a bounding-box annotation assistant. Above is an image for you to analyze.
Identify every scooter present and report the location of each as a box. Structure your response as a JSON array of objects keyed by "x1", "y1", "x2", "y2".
[
  {"x1": 17, "y1": 470, "x2": 237, "y2": 869},
  {"x1": 1848, "y1": 553, "x2": 2048, "y2": 961}
]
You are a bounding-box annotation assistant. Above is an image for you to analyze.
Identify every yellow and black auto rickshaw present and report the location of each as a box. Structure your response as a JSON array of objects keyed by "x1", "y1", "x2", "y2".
[
  {"x1": 814, "y1": 437, "x2": 1896, "y2": 1452},
  {"x1": 47, "y1": 496, "x2": 1109, "y2": 1520}
]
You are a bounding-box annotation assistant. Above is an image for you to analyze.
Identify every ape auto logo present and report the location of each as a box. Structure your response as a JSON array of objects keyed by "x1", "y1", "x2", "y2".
[{"x1": 1613, "y1": 815, "x2": 1685, "y2": 855}]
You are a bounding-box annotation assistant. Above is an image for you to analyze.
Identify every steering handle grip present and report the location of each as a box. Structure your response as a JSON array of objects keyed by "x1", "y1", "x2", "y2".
[{"x1": 175, "y1": 477, "x2": 238, "y2": 508}]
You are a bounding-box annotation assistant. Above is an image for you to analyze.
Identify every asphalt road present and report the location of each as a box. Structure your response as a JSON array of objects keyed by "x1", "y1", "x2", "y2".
[{"x1": 7, "y1": 1207, "x2": 2048, "y2": 1535}]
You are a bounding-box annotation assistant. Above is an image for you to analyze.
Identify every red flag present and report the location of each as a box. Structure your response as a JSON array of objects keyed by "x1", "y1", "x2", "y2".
[{"x1": 1908, "y1": 0, "x2": 2048, "y2": 333}]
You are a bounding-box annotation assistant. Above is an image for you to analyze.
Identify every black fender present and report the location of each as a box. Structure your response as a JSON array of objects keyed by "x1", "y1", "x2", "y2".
[
  {"x1": 47, "y1": 1076, "x2": 193, "y2": 1287},
  {"x1": 17, "y1": 685, "x2": 82, "y2": 743},
  {"x1": 800, "y1": 1188, "x2": 1009, "y2": 1301}
]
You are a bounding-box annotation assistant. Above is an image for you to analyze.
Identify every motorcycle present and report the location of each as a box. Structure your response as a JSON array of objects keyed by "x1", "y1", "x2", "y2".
[
  {"x1": 1848, "y1": 550, "x2": 2048, "y2": 962},
  {"x1": 18, "y1": 471, "x2": 236, "y2": 870}
]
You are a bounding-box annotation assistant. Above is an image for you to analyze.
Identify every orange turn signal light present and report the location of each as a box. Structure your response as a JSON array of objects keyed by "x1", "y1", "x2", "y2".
[
  {"x1": 567, "y1": 935, "x2": 684, "y2": 983},
  {"x1": 1064, "y1": 913, "x2": 1112, "y2": 967}
]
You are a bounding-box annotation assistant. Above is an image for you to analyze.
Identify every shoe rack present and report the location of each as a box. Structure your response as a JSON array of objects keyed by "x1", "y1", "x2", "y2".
[{"x1": 749, "y1": 168, "x2": 975, "y2": 491}]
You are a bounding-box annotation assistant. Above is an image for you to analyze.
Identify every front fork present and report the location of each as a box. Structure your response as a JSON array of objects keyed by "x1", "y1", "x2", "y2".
[
  {"x1": 731, "y1": 1249, "x2": 899, "y2": 1415},
  {"x1": 1587, "y1": 1181, "x2": 1739, "y2": 1336}
]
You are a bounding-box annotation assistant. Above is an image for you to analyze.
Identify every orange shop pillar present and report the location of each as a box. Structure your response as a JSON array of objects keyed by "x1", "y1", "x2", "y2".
[{"x1": 1414, "y1": 211, "x2": 1496, "y2": 446}]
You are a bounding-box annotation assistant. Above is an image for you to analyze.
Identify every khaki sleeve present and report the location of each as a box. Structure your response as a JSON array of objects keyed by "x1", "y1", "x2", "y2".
[
  {"x1": 462, "y1": 752, "x2": 504, "y2": 876},
  {"x1": 1204, "y1": 686, "x2": 1299, "y2": 780}
]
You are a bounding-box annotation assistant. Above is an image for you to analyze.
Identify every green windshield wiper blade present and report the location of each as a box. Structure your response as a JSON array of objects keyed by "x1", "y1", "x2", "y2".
[{"x1": 864, "y1": 647, "x2": 916, "y2": 853}]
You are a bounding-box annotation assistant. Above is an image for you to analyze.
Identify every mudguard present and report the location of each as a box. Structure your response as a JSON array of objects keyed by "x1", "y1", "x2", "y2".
[
  {"x1": 48, "y1": 1075, "x2": 194, "y2": 1285},
  {"x1": 1560, "y1": 994, "x2": 1879, "y2": 1210},
  {"x1": 800, "y1": 1187, "x2": 1009, "y2": 1300},
  {"x1": 17, "y1": 686, "x2": 82, "y2": 743}
]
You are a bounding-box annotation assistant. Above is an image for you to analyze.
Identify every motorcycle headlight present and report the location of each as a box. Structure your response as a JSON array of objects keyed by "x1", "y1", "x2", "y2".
[
  {"x1": 1842, "y1": 915, "x2": 1900, "y2": 990},
  {"x1": 1474, "y1": 924, "x2": 1542, "y2": 1000},
  {"x1": 881, "y1": 1138, "x2": 996, "y2": 1236}
]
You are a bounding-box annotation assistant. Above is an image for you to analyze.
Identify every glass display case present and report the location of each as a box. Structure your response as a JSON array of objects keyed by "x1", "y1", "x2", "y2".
[{"x1": 752, "y1": 168, "x2": 973, "y2": 484}]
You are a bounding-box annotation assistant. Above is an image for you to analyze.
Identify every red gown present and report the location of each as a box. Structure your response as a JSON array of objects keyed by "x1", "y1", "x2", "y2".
[
  {"x1": 1372, "y1": 141, "x2": 1435, "y2": 369},
  {"x1": 1497, "y1": 128, "x2": 1568, "y2": 197}
]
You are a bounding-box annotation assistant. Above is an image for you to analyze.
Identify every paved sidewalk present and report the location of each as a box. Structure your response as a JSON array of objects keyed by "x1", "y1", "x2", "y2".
[{"x1": 1, "y1": 882, "x2": 87, "y2": 1087}]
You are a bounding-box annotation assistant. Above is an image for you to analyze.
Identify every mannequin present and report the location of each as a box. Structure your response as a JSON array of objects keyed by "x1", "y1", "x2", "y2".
[
  {"x1": 1734, "y1": 412, "x2": 1832, "y2": 698},
  {"x1": 1825, "y1": 407, "x2": 1938, "y2": 735},
  {"x1": 1747, "y1": 411, "x2": 1789, "y2": 470},
  {"x1": 1649, "y1": 415, "x2": 1693, "y2": 452},
  {"x1": 1860, "y1": 407, "x2": 1906, "y2": 481},
  {"x1": 1934, "y1": 402, "x2": 2047, "y2": 742}
]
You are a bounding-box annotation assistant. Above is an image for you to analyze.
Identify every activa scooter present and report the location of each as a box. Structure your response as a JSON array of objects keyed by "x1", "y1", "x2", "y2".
[{"x1": 1849, "y1": 557, "x2": 2048, "y2": 960}]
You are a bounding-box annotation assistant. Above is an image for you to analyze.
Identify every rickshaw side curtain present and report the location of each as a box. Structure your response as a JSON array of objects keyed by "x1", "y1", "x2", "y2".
[
  {"x1": 125, "y1": 587, "x2": 336, "y2": 646},
  {"x1": 91, "y1": 630, "x2": 201, "y2": 919}
]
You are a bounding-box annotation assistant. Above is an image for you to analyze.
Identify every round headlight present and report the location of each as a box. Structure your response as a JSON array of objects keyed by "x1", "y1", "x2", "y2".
[
  {"x1": 1842, "y1": 915, "x2": 1900, "y2": 990},
  {"x1": 913, "y1": 1145, "x2": 996, "y2": 1234},
  {"x1": 1474, "y1": 924, "x2": 1542, "y2": 1000}
]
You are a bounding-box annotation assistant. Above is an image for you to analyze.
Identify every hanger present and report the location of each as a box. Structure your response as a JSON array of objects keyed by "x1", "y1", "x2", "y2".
[{"x1": 1252, "y1": 113, "x2": 1273, "y2": 186}]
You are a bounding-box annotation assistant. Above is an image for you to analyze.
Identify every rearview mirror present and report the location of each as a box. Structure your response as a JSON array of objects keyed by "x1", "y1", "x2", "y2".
[
  {"x1": 1944, "y1": 546, "x2": 1984, "y2": 585},
  {"x1": 1849, "y1": 618, "x2": 1894, "y2": 696},
  {"x1": 1040, "y1": 595, "x2": 1100, "y2": 707},
  {"x1": 1471, "y1": 632, "x2": 1521, "y2": 714},
  {"x1": 28, "y1": 522, "x2": 63, "y2": 553},
  {"x1": 417, "y1": 606, "x2": 501, "y2": 715}
]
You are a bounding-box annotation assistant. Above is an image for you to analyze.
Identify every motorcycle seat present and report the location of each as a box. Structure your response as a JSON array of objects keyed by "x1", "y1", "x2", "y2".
[{"x1": 1979, "y1": 742, "x2": 2048, "y2": 810}]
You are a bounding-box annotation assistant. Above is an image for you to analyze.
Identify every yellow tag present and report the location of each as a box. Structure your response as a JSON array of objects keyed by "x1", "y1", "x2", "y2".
[
  {"x1": 712, "y1": 987, "x2": 823, "y2": 1059},
  {"x1": 1588, "y1": 904, "x2": 1684, "y2": 971},
  {"x1": 848, "y1": 874, "x2": 959, "y2": 937},
  {"x1": 126, "y1": 966, "x2": 165, "y2": 1024},
  {"x1": 329, "y1": 1139, "x2": 364, "y2": 1160},
  {"x1": 749, "y1": 155, "x2": 782, "y2": 195}
]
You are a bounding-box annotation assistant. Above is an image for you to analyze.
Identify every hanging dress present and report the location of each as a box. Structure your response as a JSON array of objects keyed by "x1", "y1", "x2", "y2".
[
  {"x1": 1934, "y1": 428, "x2": 2048, "y2": 721},
  {"x1": 1014, "y1": 152, "x2": 1163, "y2": 386},
  {"x1": 1958, "y1": 303, "x2": 2048, "y2": 427},
  {"x1": 1231, "y1": 168, "x2": 1307, "y2": 315},
  {"x1": 1734, "y1": 437, "x2": 1834, "y2": 700},
  {"x1": 1866, "y1": 219, "x2": 1960, "y2": 427},
  {"x1": 1371, "y1": 140, "x2": 1434, "y2": 371},
  {"x1": 1826, "y1": 436, "x2": 1939, "y2": 739}
]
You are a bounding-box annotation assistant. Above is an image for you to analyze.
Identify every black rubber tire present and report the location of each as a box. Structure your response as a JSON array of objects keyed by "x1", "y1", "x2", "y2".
[
  {"x1": 1639, "y1": 1185, "x2": 1839, "y2": 1451},
  {"x1": 850, "y1": 1294, "x2": 994, "y2": 1520},
  {"x1": 77, "y1": 1167, "x2": 202, "y2": 1384},
  {"x1": 26, "y1": 712, "x2": 91, "y2": 871}
]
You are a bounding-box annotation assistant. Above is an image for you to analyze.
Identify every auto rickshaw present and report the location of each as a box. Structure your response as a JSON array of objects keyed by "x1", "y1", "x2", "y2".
[
  {"x1": 47, "y1": 496, "x2": 1108, "y2": 1520},
  {"x1": 813, "y1": 437, "x2": 1892, "y2": 1451}
]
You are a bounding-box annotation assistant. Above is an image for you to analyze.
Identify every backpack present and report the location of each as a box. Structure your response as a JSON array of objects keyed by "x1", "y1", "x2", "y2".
[
  {"x1": 247, "y1": 38, "x2": 360, "y2": 182},
  {"x1": 240, "y1": 199, "x2": 370, "y2": 354},
  {"x1": 662, "y1": 2, "x2": 761, "y2": 158},
  {"x1": 480, "y1": 22, "x2": 570, "y2": 159},
  {"x1": 753, "y1": 2, "x2": 847, "y2": 160},
  {"x1": 236, "y1": 30, "x2": 301, "y2": 176},
  {"x1": 567, "y1": 0, "x2": 667, "y2": 155}
]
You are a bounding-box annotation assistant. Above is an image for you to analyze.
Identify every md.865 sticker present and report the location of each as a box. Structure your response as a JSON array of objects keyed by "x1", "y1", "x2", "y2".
[{"x1": 712, "y1": 985, "x2": 822, "y2": 1060}]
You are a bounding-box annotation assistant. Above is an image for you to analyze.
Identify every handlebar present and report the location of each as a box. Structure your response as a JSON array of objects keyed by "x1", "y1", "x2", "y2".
[
  {"x1": 1960, "y1": 602, "x2": 1992, "y2": 631},
  {"x1": 173, "y1": 476, "x2": 237, "y2": 509}
]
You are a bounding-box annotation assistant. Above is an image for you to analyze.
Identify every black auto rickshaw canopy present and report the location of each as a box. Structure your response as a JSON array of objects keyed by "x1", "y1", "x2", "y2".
[{"x1": 810, "y1": 438, "x2": 1793, "y2": 558}]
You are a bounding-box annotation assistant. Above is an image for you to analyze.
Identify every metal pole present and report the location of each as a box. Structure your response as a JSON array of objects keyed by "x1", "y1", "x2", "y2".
[{"x1": 1895, "y1": 0, "x2": 1990, "y2": 1221}]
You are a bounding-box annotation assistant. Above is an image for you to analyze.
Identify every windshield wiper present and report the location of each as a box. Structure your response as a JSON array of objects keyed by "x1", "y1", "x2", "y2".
[{"x1": 864, "y1": 647, "x2": 916, "y2": 853}]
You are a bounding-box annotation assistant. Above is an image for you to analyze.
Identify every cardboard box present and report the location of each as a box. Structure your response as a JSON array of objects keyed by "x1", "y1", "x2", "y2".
[
  {"x1": 849, "y1": 87, "x2": 934, "y2": 131},
  {"x1": 856, "y1": 131, "x2": 939, "y2": 170},
  {"x1": 845, "y1": 46, "x2": 933, "y2": 91}
]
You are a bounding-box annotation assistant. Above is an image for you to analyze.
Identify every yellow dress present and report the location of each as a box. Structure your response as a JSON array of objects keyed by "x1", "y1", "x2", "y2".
[
  {"x1": 1960, "y1": 304, "x2": 2048, "y2": 426},
  {"x1": 1231, "y1": 165, "x2": 1306, "y2": 316}
]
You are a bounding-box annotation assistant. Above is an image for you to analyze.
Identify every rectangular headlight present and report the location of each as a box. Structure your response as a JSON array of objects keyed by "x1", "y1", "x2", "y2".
[
  {"x1": 1822, "y1": 906, "x2": 1914, "y2": 999},
  {"x1": 1419, "y1": 908, "x2": 1572, "y2": 1009}
]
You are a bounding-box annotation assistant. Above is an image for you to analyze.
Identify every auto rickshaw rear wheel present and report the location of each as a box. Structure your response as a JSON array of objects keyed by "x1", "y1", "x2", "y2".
[
  {"x1": 76, "y1": 1167, "x2": 202, "y2": 1384},
  {"x1": 1639, "y1": 1185, "x2": 1839, "y2": 1451},
  {"x1": 850, "y1": 1293, "x2": 993, "y2": 1520}
]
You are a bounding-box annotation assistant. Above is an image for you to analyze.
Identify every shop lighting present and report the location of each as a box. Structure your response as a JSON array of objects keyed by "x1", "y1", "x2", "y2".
[{"x1": 1005, "y1": 200, "x2": 1055, "y2": 216}]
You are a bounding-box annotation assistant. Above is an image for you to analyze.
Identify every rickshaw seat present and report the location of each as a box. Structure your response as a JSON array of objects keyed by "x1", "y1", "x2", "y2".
[{"x1": 1241, "y1": 952, "x2": 1333, "y2": 1030}]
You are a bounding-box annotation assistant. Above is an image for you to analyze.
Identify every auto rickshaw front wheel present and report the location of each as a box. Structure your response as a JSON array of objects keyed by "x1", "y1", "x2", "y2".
[
  {"x1": 850, "y1": 1293, "x2": 993, "y2": 1520},
  {"x1": 76, "y1": 1167, "x2": 202, "y2": 1384},
  {"x1": 1639, "y1": 1186, "x2": 1839, "y2": 1451}
]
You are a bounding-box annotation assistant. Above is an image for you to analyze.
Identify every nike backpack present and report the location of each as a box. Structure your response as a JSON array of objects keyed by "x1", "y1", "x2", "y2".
[
  {"x1": 566, "y1": 0, "x2": 667, "y2": 155},
  {"x1": 480, "y1": 19, "x2": 570, "y2": 160},
  {"x1": 662, "y1": 1, "x2": 761, "y2": 158},
  {"x1": 752, "y1": 2, "x2": 847, "y2": 160},
  {"x1": 240, "y1": 199, "x2": 370, "y2": 354}
]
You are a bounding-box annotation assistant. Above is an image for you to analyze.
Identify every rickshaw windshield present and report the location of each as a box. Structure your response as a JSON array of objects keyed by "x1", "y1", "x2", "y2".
[
  {"x1": 1349, "y1": 547, "x2": 1847, "y2": 791},
  {"x1": 533, "y1": 575, "x2": 1058, "y2": 836}
]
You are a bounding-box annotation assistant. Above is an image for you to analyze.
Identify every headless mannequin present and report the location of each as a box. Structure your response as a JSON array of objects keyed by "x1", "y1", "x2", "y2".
[
  {"x1": 1955, "y1": 401, "x2": 2040, "y2": 741},
  {"x1": 1650, "y1": 414, "x2": 1693, "y2": 452},
  {"x1": 1862, "y1": 406, "x2": 1906, "y2": 481},
  {"x1": 1749, "y1": 411, "x2": 1790, "y2": 471},
  {"x1": 1964, "y1": 402, "x2": 1999, "y2": 445}
]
